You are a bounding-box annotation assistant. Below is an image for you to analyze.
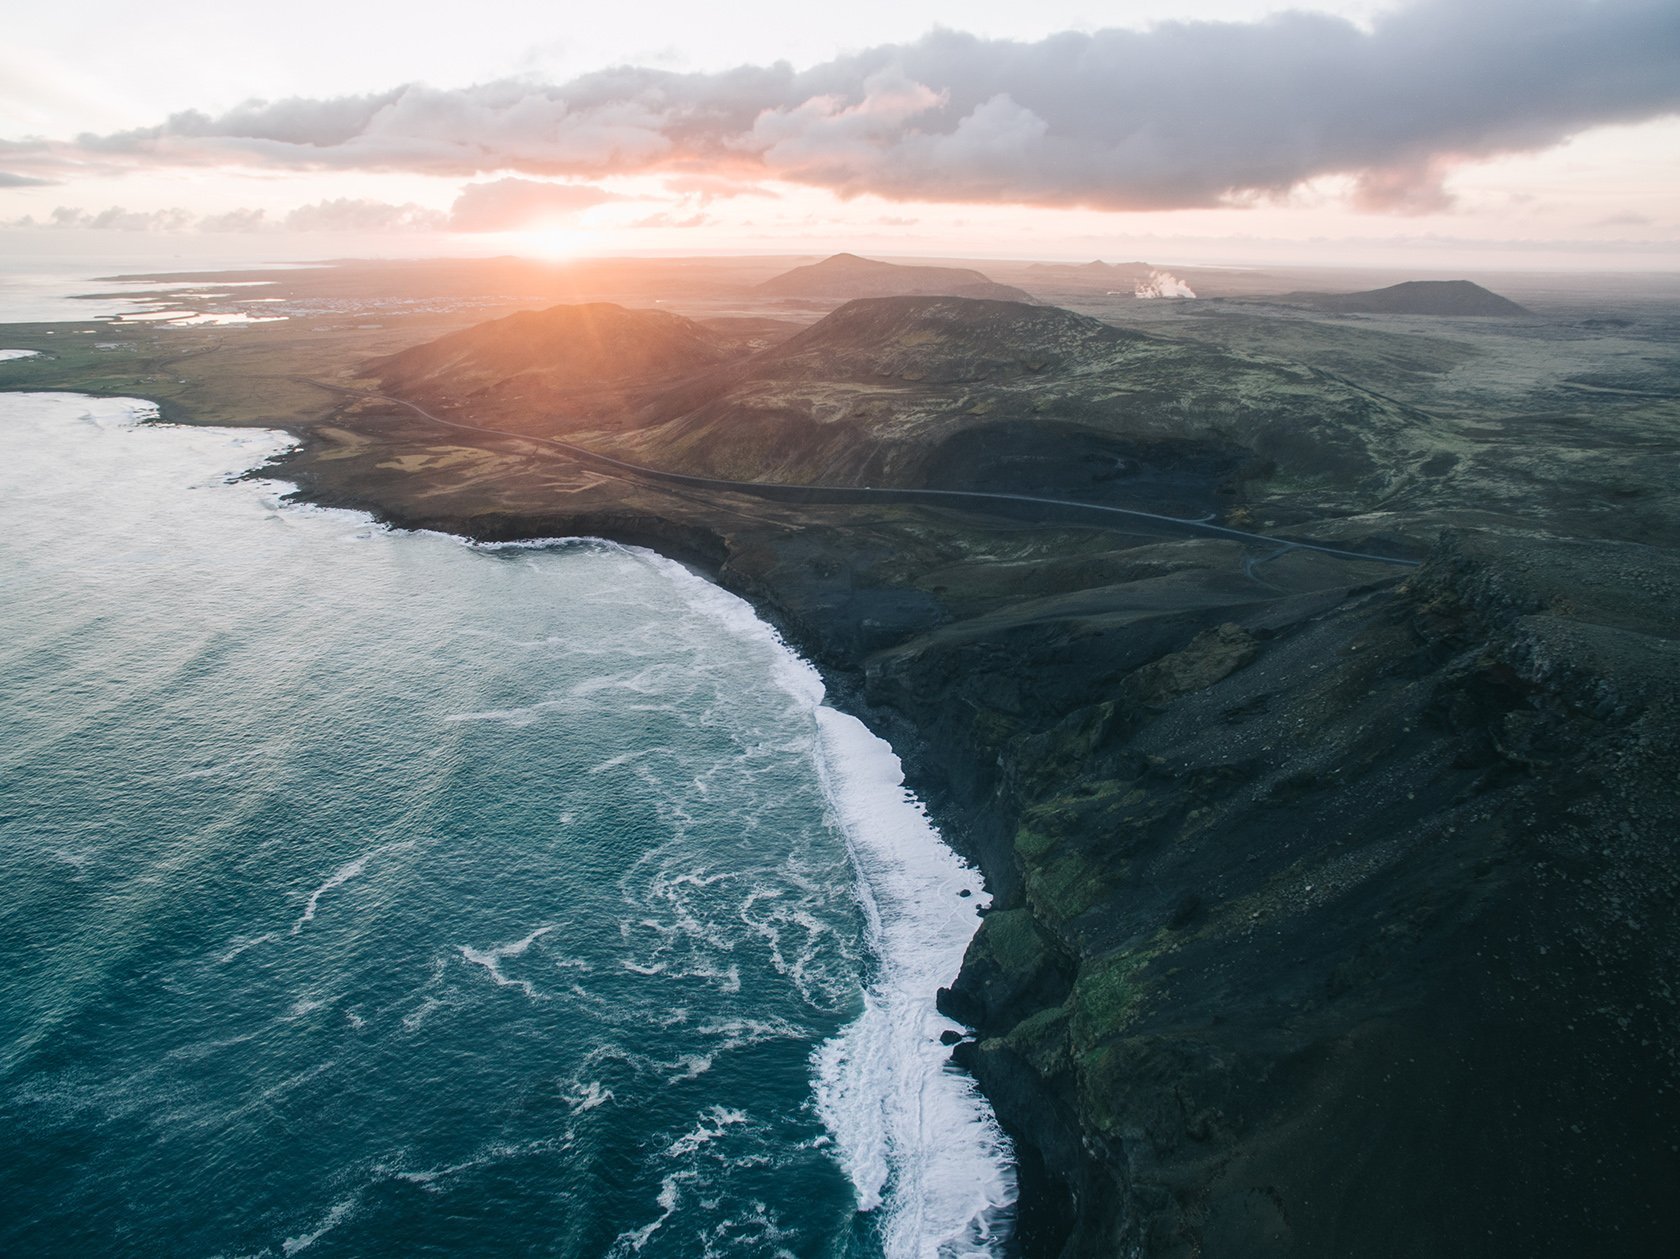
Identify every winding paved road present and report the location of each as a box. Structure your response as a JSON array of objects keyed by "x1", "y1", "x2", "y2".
[{"x1": 307, "y1": 379, "x2": 1420, "y2": 569}]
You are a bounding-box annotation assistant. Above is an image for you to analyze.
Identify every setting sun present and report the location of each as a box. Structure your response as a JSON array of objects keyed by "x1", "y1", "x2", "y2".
[{"x1": 517, "y1": 224, "x2": 594, "y2": 260}]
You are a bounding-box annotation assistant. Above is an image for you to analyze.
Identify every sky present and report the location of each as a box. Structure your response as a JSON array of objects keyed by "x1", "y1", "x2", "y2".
[{"x1": 2, "y1": 0, "x2": 1678, "y2": 268}]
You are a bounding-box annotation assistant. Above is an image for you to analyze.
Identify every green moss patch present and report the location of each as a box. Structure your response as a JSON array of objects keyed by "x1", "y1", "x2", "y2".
[
  {"x1": 974, "y1": 907, "x2": 1050, "y2": 974},
  {"x1": 1026, "y1": 849, "x2": 1112, "y2": 922},
  {"x1": 1005, "y1": 1004, "x2": 1073, "y2": 1076},
  {"x1": 1069, "y1": 941, "x2": 1166, "y2": 1049}
]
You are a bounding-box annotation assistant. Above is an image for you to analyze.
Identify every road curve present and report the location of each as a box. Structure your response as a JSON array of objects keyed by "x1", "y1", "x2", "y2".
[{"x1": 306, "y1": 378, "x2": 1420, "y2": 569}]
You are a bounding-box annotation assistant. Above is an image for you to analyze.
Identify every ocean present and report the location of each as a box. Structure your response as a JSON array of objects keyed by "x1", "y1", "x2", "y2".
[{"x1": 0, "y1": 388, "x2": 1014, "y2": 1256}]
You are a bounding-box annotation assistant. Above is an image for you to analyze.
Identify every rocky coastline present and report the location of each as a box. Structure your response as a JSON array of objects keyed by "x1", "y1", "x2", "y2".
[{"x1": 281, "y1": 440, "x2": 1680, "y2": 1257}]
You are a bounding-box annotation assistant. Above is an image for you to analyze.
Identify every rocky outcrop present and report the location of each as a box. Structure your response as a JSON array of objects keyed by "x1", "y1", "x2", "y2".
[{"x1": 369, "y1": 302, "x2": 743, "y2": 403}]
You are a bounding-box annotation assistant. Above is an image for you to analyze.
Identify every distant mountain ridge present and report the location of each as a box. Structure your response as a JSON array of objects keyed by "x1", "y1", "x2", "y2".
[
  {"x1": 1024, "y1": 259, "x2": 1155, "y2": 283},
  {"x1": 1282, "y1": 279, "x2": 1530, "y2": 316},
  {"x1": 756, "y1": 253, "x2": 1035, "y2": 303}
]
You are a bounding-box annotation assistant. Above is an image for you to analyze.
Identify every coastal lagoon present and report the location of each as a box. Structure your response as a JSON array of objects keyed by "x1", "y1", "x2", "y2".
[{"x1": 0, "y1": 393, "x2": 1013, "y2": 1256}]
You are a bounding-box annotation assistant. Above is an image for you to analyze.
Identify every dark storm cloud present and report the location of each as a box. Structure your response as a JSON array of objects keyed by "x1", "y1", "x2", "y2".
[{"x1": 8, "y1": 0, "x2": 1679, "y2": 212}]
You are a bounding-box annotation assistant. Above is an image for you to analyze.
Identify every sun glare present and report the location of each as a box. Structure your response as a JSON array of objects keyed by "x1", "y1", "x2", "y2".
[{"x1": 519, "y1": 225, "x2": 592, "y2": 259}]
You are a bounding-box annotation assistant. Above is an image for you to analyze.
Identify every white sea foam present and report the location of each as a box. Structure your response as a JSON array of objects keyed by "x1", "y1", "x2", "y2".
[
  {"x1": 457, "y1": 626, "x2": 583, "y2": 651},
  {"x1": 694, "y1": 1015, "x2": 805, "y2": 1045},
  {"x1": 458, "y1": 924, "x2": 557, "y2": 999},
  {"x1": 51, "y1": 847, "x2": 93, "y2": 875},
  {"x1": 810, "y1": 710, "x2": 1016, "y2": 1256},
  {"x1": 385, "y1": 1135, "x2": 574, "y2": 1194},
  {"x1": 23, "y1": 396, "x2": 1013, "y2": 1252},
  {"x1": 611, "y1": 1172, "x2": 690, "y2": 1255},
  {"x1": 0, "y1": 348, "x2": 40, "y2": 361},
  {"x1": 570, "y1": 663, "x2": 687, "y2": 698},
  {"x1": 665, "y1": 1105, "x2": 749, "y2": 1158},
  {"x1": 632, "y1": 550, "x2": 826, "y2": 713},
  {"x1": 666, "y1": 1053, "x2": 715, "y2": 1082},
  {"x1": 442, "y1": 698, "x2": 571, "y2": 727},
  {"x1": 740, "y1": 885, "x2": 849, "y2": 1006},
  {"x1": 271, "y1": 497, "x2": 382, "y2": 529},
  {"x1": 216, "y1": 932, "x2": 277, "y2": 964},
  {"x1": 280, "y1": 1195, "x2": 357, "y2": 1255},
  {"x1": 401, "y1": 995, "x2": 446, "y2": 1032},
  {"x1": 564, "y1": 1081, "x2": 615, "y2": 1113},
  {"x1": 464, "y1": 535, "x2": 608, "y2": 553},
  {"x1": 292, "y1": 841, "x2": 411, "y2": 934},
  {"x1": 634, "y1": 548, "x2": 1017, "y2": 1256}
]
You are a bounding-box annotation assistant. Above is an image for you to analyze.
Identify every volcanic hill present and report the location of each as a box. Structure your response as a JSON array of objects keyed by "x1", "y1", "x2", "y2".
[
  {"x1": 588, "y1": 296, "x2": 1449, "y2": 519},
  {"x1": 1282, "y1": 279, "x2": 1531, "y2": 316},
  {"x1": 756, "y1": 252, "x2": 1036, "y2": 303},
  {"x1": 373, "y1": 302, "x2": 737, "y2": 394},
  {"x1": 367, "y1": 302, "x2": 782, "y2": 431}
]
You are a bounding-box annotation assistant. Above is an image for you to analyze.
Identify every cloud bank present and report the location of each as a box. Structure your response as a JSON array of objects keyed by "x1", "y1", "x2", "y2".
[
  {"x1": 283, "y1": 198, "x2": 447, "y2": 232},
  {"x1": 5, "y1": 183, "x2": 619, "y2": 235},
  {"x1": 6, "y1": 0, "x2": 1678, "y2": 212},
  {"x1": 8, "y1": 199, "x2": 446, "y2": 234}
]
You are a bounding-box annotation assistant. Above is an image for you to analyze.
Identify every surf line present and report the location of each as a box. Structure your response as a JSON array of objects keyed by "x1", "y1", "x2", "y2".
[{"x1": 637, "y1": 551, "x2": 1018, "y2": 1254}]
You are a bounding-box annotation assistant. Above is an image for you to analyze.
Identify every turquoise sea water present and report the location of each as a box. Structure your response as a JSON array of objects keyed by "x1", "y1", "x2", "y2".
[{"x1": 0, "y1": 392, "x2": 1013, "y2": 1257}]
